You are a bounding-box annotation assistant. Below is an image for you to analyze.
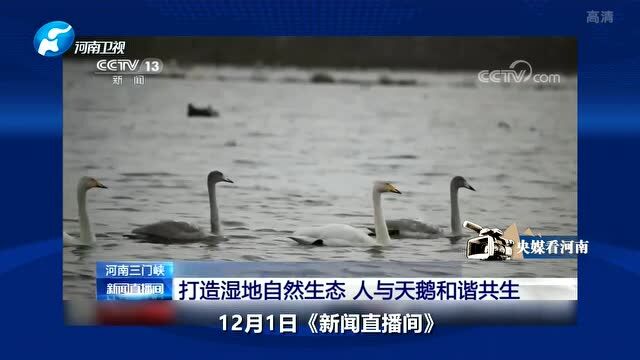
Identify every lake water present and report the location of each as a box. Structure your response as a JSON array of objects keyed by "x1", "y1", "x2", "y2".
[{"x1": 63, "y1": 61, "x2": 577, "y2": 299}]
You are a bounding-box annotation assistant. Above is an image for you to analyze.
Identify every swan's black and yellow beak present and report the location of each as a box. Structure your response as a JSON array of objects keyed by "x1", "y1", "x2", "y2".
[
  {"x1": 95, "y1": 182, "x2": 108, "y2": 189},
  {"x1": 223, "y1": 177, "x2": 234, "y2": 184},
  {"x1": 386, "y1": 183, "x2": 402, "y2": 194},
  {"x1": 466, "y1": 184, "x2": 475, "y2": 191}
]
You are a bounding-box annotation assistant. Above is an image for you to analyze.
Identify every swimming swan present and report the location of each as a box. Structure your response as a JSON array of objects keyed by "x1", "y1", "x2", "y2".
[
  {"x1": 63, "y1": 176, "x2": 108, "y2": 245},
  {"x1": 370, "y1": 176, "x2": 475, "y2": 238},
  {"x1": 289, "y1": 181, "x2": 401, "y2": 247},
  {"x1": 131, "y1": 170, "x2": 233, "y2": 241}
]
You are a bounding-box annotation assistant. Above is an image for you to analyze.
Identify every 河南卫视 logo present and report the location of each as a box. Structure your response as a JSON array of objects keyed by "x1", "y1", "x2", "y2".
[{"x1": 33, "y1": 21, "x2": 75, "y2": 57}]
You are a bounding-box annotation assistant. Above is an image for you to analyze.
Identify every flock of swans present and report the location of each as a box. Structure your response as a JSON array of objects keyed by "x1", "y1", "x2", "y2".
[{"x1": 63, "y1": 171, "x2": 475, "y2": 248}]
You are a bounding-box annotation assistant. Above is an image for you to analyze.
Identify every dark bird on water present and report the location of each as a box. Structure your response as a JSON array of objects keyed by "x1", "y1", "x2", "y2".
[{"x1": 188, "y1": 103, "x2": 219, "y2": 117}]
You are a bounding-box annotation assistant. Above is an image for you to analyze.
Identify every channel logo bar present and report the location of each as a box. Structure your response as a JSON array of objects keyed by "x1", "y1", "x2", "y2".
[{"x1": 96, "y1": 262, "x2": 173, "y2": 301}]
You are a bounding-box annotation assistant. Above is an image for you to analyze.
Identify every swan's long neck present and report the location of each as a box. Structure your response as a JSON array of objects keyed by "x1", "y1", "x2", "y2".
[
  {"x1": 372, "y1": 190, "x2": 391, "y2": 246},
  {"x1": 208, "y1": 182, "x2": 221, "y2": 234},
  {"x1": 77, "y1": 186, "x2": 94, "y2": 242},
  {"x1": 450, "y1": 183, "x2": 461, "y2": 234}
]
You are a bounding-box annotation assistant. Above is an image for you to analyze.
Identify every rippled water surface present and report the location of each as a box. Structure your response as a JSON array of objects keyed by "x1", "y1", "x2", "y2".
[{"x1": 64, "y1": 62, "x2": 577, "y2": 298}]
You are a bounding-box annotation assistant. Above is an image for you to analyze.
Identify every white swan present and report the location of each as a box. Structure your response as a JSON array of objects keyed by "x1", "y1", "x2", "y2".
[
  {"x1": 289, "y1": 181, "x2": 401, "y2": 247},
  {"x1": 63, "y1": 176, "x2": 108, "y2": 245},
  {"x1": 370, "y1": 176, "x2": 475, "y2": 238},
  {"x1": 130, "y1": 170, "x2": 233, "y2": 242}
]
